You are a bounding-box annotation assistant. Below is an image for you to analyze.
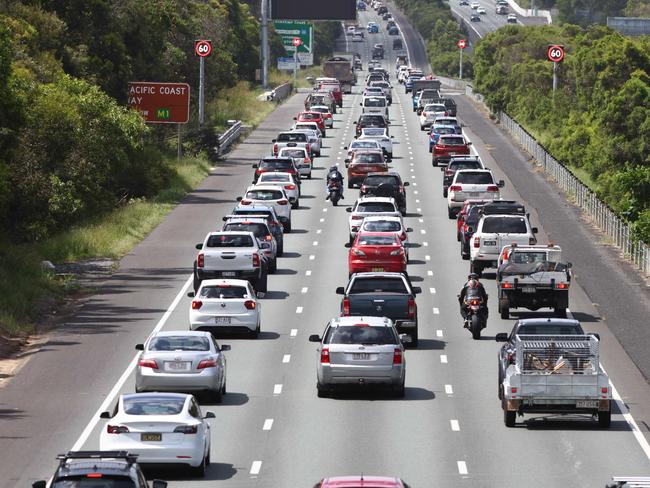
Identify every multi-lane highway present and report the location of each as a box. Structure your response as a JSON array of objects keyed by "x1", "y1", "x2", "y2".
[{"x1": 2, "y1": 4, "x2": 650, "y2": 488}]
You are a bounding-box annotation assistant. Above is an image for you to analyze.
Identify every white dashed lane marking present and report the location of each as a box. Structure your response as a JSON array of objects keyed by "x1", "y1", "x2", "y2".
[
  {"x1": 440, "y1": 355, "x2": 448, "y2": 364},
  {"x1": 273, "y1": 384, "x2": 283, "y2": 395},
  {"x1": 430, "y1": 288, "x2": 436, "y2": 294},
  {"x1": 301, "y1": 287, "x2": 308, "y2": 293},
  {"x1": 433, "y1": 307, "x2": 440, "y2": 314},
  {"x1": 445, "y1": 384, "x2": 453, "y2": 394},
  {"x1": 290, "y1": 329, "x2": 298, "y2": 337},
  {"x1": 263, "y1": 419, "x2": 274, "y2": 431},
  {"x1": 458, "y1": 461, "x2": 468, "y2": 475},
  {"x1": 296, "y1": 307, "x2": 303, "y2": 314},
  {"x1": 305, "y1": 270, "x2": 312, "y2": 276},
  {"x1": 250, "y1": 461, "x2": 263, "y2": 476},
  {"x1": 450, "y1": 420, "x2": 460, "y2": 431},
  {"x1": 282, "y1": 354, "x2": 291, "y2": 363}
]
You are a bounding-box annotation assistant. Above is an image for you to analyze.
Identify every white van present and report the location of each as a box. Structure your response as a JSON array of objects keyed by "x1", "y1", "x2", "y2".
[{"x1": 361, "y1": 96, "x2": 389, "y2": 119}]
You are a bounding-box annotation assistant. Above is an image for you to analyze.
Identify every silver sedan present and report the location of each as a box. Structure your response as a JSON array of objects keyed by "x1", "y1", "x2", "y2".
[{"x1": 135, "y1": 331, "x2": 229, "y2": 403}]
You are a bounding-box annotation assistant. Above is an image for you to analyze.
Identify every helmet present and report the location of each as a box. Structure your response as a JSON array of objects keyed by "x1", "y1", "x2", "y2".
[
  {"x1": 329, "y1": 165, "x2": 338, "y2": 172},
  {"x1": 468, "y1": 273, "x2": 479, "y2": 280}
]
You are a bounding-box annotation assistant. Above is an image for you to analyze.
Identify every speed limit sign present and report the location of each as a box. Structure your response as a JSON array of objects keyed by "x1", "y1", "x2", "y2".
[
  {"x1": 292, "y1": 37, "x2": 303, "y2": 47},
  {"x1": 195, "y1": 40, "x2": 213, "y2": 57},
  {"x1": 457, "y1": 39, "x2": 467, "y2": 49},
  {"x1": 547, "y1": 45, "x2": 564, "y2": 63}
]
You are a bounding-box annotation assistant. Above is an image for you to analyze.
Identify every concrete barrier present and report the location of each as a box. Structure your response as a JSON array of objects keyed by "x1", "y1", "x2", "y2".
[{"x1": 271, "y1": 82, "x2": 293, "y2": 103}]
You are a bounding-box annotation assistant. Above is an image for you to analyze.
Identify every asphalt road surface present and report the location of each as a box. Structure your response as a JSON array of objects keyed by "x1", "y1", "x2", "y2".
[{"x1": 2, "y1": 6, "x2": 650, "y2": 488}]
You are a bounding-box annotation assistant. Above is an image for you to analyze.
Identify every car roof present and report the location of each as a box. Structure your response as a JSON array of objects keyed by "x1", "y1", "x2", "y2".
[
  {"x1": 352, "y1": 149, "x2": 384, "y2": 155},
  {"x1": 152, "y1": 330, "x2": 214, "y2": 338},
  {"x1": 224, "y1": 217, "x2": 269, "y2": 226},
  {"x1": 457, "y1": 168, "x2": 491, "y2": 173},
  {"x1": 122, "y1": 392, "x2": 189, "y2": 401},
  {"x1": 200, "y1": 278, "x2": 251, "y2": 287},
  {"x1": 247, "y1": 185, "x2": 286, "y2": 192},
  {"x1": 258, "y1": 171, "x2": 294, "y2": 177},
  {"x1": 329, "y1": 316, "x2": 394, "y2": 328},
  {"x1": 363, "y1": 214, "x2": 402, "y2": 222},
  {"x1": 357, "y1": 196, "x2": 395, "y2": 203}
]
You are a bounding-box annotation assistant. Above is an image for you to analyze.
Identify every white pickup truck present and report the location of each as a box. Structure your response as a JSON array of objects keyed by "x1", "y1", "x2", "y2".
[
  {"x1": 469, "y1": 214, "x2": 538, "y2": 276},
  {"x1": 193, "y1": 231, "x2": 268, "y2": 293},
  {"x1": 496, "y1": 244, "x2": 572, "y2": 318},
  {"x1": 272, "y1": 132, "x2": 311, "y2": 157},
  {"x1": 501, "y1": 334, "x2": 611, "y2": 428}
]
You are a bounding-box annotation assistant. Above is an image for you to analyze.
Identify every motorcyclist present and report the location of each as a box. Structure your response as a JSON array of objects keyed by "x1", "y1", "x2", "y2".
[
  {"x1": 326, "y1": 165, "x2": 344, "y2": 199},
  {"x1": 458, "y1": 273, "x2": 488, "y2": 321}
]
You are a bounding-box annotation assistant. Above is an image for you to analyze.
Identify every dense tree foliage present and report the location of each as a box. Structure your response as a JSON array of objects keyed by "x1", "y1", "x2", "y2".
[{"x1": 474, "y1": 24, "x2": 650, "y2": 240}]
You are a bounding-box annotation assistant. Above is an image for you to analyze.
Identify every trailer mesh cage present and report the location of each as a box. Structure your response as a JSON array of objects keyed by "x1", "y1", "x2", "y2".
[
  {"x1": 608, "y1": 477, "x2": 650, "y2": 488},
  {"x1": 515, "y1": 334, "x2": 599, "y2": 375}
]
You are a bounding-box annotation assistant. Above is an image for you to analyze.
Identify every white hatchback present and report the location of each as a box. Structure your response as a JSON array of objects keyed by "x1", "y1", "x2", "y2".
[
  {"x1": 256, "y1": 172, "x2": 301, "y2": 208},
  {"x1": 447, "y1": 169, "x2": 504, "y2": 217},
  {"x1": 278, "y1": 146, "x2": 312, "y2": 179}
]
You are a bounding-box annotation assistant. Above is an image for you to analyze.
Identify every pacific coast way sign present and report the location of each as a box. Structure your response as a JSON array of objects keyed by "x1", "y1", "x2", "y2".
[{"x1": 128, "y1": 82, "x2": 190, "y2": 124}]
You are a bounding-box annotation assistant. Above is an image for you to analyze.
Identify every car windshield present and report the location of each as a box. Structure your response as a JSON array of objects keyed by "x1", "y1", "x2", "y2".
[
  {"x1": 324, "y1": 325, "x2": 397, "y2": 345},
  {"x1": 277, "y1": 133, "x2": 306, "y2": 142},
  {"x1": 279, "y1": 149, "x2": 306, "y2": 159},
  {"x1": 440, "y1": 136, "x2": 466, "y2": 146},
  {"x1": 363, "y1": 220, "x2": 401, "y2": 232},
  {"x1": 352, "y1": 141, "x2": 380, "y2": 149},
  {"x1": 456, "y1": 172, "x2": 493, "y2": 184},
  {"x1": 365, "y1": 176, "x2": 399, "y2": 186},
  {"x1": 53, "y1": 477, "x2": 136, "y2": 488},
  {"x1": 515, "y1": 324, "x2": 583, "y2": 336},
  {"x1": 149, "y1": 335, "x2": 210, "y2": 352},
  {"x1": 365, "y1": 98, "x2": 386, "y2": 107},
  {"x1": 356, "y1": 202, "x2": 395, "y2": 212},
  {"x1": 122, "y1": 396, "x2": 185, "y2": 415},
  {"x1": 207, "y1": 234, "x2": 254, "y2": 248},
  {"x1": 200, "y1": 285, "x2": 249, "y2": 299},
  {"x1": 223, "y1": 223, "x2": 268, "y2": 238},
  {"x1": 349, "y1": 277, "x2": 408, "y2": 293},
  {"x1": 246, "y1": 190, "x2": 283, "y2": 200},
  {"x1": 482, "y1": 217, "x2": 528, "y2": 233},
  {"x1": 357, "y1": 235, "x2": 397, "y2": 246},
  {"x1": 450, "y1": 161, "x2": 482, "y2": 171},
  {"x1": 354, "y1": 153, "x2": 384, "y2": 164}
]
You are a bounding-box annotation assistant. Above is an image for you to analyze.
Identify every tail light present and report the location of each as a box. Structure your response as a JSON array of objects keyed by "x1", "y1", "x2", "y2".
[
  {"x1": 138, "y1": 358, "x2": 159, "y2": 369},
  {"x1": 273, "y1": 144, "x2": 278, "y2": 154},
  {"x1": 244, "y1": 300, "x2": 256, "y2": 309},
  {"x1": 174, "y1": 425, "x2": 198, "y2": 434},
  {"x1": 444, "y1": 111, "x2": 449, "y2": 116},
  {"x1": 473, "y1": 236, "x2": 480, "y2": 248},
  {"x1": 463, "y1": 224, "x2": 469, "y2": 233},
  {"x1": 306, "y1": 143, "x2": 311, "y2": 153},
  {"x1": 601, "y1": 387, "x2": 608, "y2": 394},
  {"x1": 407, "y1": 297, "x2": 415, "y2": 318},
  {"x1": 342, "y1": 298, "x2": 350, "y2": 315},
  {"x1": 284, "y1": 185, "x2": 296, "y2": 190},
  {"x1": 399, "y1": 232, "x2": 407, "y2": 241},
  {"x1": 470, "y1": 298, "x2": 480, "y2": 306},
  {"x1": 253, "y1": 253, "x2": 260, "y2": 267},
  {"x1": 240, "y1": 199, "x2": 252, "y2": 205},
  {"x1": 450, "y1": 185, "x2": 462, "y2": 192},
  {"x1": 487, "y1": 185, "x2": 499, "y2": 192},
  {"x1": 255, "y1": 169, "x2": 262, "y2": 175},
  {"x1": 390, "y1": 248, "x2": 403, "y2": 256},
  {"x1": 510, "y1": 387, "x2": 518, "y2": 394},
  {"x1": 529, "y1": 237, "x2": 537, "y2": 245},
  {"x1": 107, "y1": 425, "x2": 129, "y2": 434},
  {"x1": 393, "y1": 348, "x2": 403, "y2": 365},
  {"x1": 197, "y1": 359, "x2": 217, "y2": 369},
  {"x1": 320, "y1": 348, "x2": 330, "y2": 364},
  {"x1": 351, "y1": 215, "x2": 363, "y2": 220},
  {"x1": 191, "y1": 300, "x2": 203, "y2": 310},
  {"x1": 277, "y1": 199, "x2": 288, "y2": 205},
  {"x1": 502, "y1": 282, "x2": 514, "y2": 289},
  {"x1": 555, "y1": 282, "x2": 568, "y2": 289},
  {"x1": 506, "y1": 352, "x2": 514, "y2": 362},
  {"x1": 352, "y1": 249, "x2": 366, "y2": 256},
  {"x1": 197, "y1": 253, "x2": 204, "y2": 268}
]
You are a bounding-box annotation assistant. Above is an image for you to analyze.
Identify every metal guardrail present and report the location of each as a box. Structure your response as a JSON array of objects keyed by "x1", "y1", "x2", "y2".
[{"x1": 216, "y1": 120, "x2": 242, "y2": 157}]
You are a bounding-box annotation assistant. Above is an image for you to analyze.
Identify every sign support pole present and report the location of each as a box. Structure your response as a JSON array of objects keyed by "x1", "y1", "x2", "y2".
[
  {"x1": 293, "y1": 46, "x2": 298, "y2": 86},
  {"x1": 198, "y1": 56, "x2": 205, "y2": 127},
  {"x1": 552, "y1": 60, "x2": 558, "y2": 94},
  {"x1": 261, "y1": 0, "x2": 269, "y2": 88},
  {"x1": 177, "y1": 124, "x2": 182, "y2": 164},
  {"x1": 459, "y1": 48, "x2": 464, "y2": 80}
]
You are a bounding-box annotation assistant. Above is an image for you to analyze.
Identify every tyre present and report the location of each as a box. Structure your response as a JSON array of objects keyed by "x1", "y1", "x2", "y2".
[
  {"x1": 255, "y1": 271, "x2": 268, "y2": 293},
  {"x1": 498, "y1": 371, "x2": 503, "y2": 399},
  {"x1": 500, "y1": 299, "x2": 510, "y2": 320},
  {"x1": 554, "y1": 305, "x2": 567, "y2": 318},
  {"x1": 504, "y1": 409, "x2": 516, "y2": 427},
  {"x1": 270, "y1": 258, "x2": 277, "y2": 274},
  {"x1": 308, "y1": 172, "x2": 313, "y2": 180},
  {"x1": 292, "y1": 199, "x2": 299, "y2": 209},
  {"x1": 317, "y1": 382, "x2": 330, "y2": 398},
  {"x1": 471, "y1": 315, "x2": 481, "y2": 340},
  {"x1": 277, "y1": 242, "x2": 284, "y2": 257},
  {"x1": 598, "y1": 406, "x2": 611, "y2": 428},
  {"x1": 408, "y1": 327, "x2": 418, "y2": 348},
  {"x1": 193, "y1": 266, "x2": 201, "y2": 293},
  {"x1": 348, "y1": 181, "x2": 353, "y2": 189},
  {"x1": 392, "y1": 381, "x2": 406, "y2": 398},
  {"x1": 447, "y1": 207, "x2": 455, "y2": 219},
  {"x1": 210, "y1": 385, "x2": 223, "y2": 404},
  {"x1": 433, "y1": 158, "x2": 438, "y2": 167},
  {"x1": 190, "y1": 455, "x2": 206, "y2": 477},
  {"x1": 285, "y1": 221, "x2": 292, "y2": 233},
  {"x1": 444, "y1": 188, "x2": 448, "y2": 198},
  {"x1": 250, "y1": 322, "x2": 261, "y2": 338}
]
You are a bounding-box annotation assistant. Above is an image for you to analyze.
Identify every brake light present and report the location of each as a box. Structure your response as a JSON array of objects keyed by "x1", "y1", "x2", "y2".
[
  {"x1": 240, "y1": 199, "x2": 252, "y2": 205},
  {"x1": 556, "y1": 282, "x2": 568, "y2": 289},
  {"x1": 191, "y1": 300, "x2": 203, "y2": 310},
  {"x1": 138, "y1": 358, "x2": 159, "y2": 369},
  {"x1": 197, "y1": 359, "x2": 217, "y2": 369},
  {"x1": 510, "y1": 387, "x2": 518, "y2": 394},
  {"x1": 444, "y1": 111, "x2": 449, "y2": 116},
  {"x1": 174, "y1": 425, "x2": 198, "y2": 434},
  {"x1": 320, "y1": 348, "x2": 330, "y2": 364},
  {"x1": 244, "y1": 300, "x2": 256, "y2": 309},
  {"x1": 507, "y1": 352, "x2": 514, "y2": 362},
  {"x1": 473, "y1": 236, "x2": 480, "y2": 248},
  {"x1": 342, "y1": 298, "x2": 350, "y2": 315},
  {"x1": 463, "y1": 224, "x2": 469, "y2": 233},
  {"x1": 393, "y1": 348, "x2": 403, "y2": 365},
  {"x1": 487, "y1": 185, "x2": 499, "y2": 192},
  {"x1": 107, "y1": 425, "x2": 129, "y2": 434},
  {"x1": 399, "y1": 232, "x2": 407, "y2": 241},
  {"x1": 502, "y1": 282, "x2": 514, "y2": 289},
  {"x1": 253, "y1": 253, "x2": 260, "y2": 267},
  {"x1": 87, "y1": 474, "x2": 103, "y2": 478},
  {"x1": 407, "y1": 297, "x2": 415, "y2": 318},
  {"x1": 284, "y1": 185, "x2": 296, "y2": 190},
  {"x1": 351, "y1": 215, "x2": 363, "y2": 220},
  {"x1": 601, "y1": 387, "x2": 608, "y2": 394},
  {"x1": 273, "y1": 144, "x2": 278, "y2": 154},
  {"x1": 470, "y1": 298, "x2": 480, "y2": 306},
  {"x1": 278, "y1": 199, "x2": 288, "y2": 205},
  {"x1": 197, "y1": 253, "x2": 204, "y2": 268},
  {"x1": 450, "y1": 185, "x2": 462, "y2": 192}
]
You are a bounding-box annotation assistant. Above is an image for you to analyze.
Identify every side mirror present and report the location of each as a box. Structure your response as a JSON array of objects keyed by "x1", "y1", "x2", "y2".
[
  {"x1": 195, "y1": 243, "x2": 203, "y2": 250},
  {"x1": 399, "y1": 333, "x2": 412, "y2": 344},
  {"x1": 220, "y1": 344, "x2": 231, "y2": 352},
  {"x1": 271, "y1": 139, "x2": 277, "y2": 143},
  {"x1": 344, "y1": 243, "x2": 352, "y2": 248},
  {"x1": 440, "y1": 167, "x2": 445, "y2": 171},
  {"x1": 236, "y1": 196, "x2": 243, "y2": 202},
  {"x1": 532, "y1": 227, "x2": 538, "y2": 234},
  {"x1": 498, "y1": 180, "x2": 505, "y2": 188},
  {"x1": 359, "y1": 103, "x2": 362, "y2": 106},
  {"x1": 100, "y1": 411, "x2": 111, "y2": 419},
  {"x1": 32, "y1": 482, "x2": 47, "y2": 488},
  {"x1": 467, "y1": 141, "x2": 473, "y2": 145},
  {"x1": 391, "y1": 135, "x2": 394, "y2": 138},
  {"x1": 222, "y1": 216, "x2": 228, "y2": 221},
  {"x1": 411, "y1": 286, "x2": 422, "y2": 294},
  {"x1": 335, "y1": 286, "x2": 345, "y2": 295},
  {"x1": 344, "y1": 146, "x2": 348, "y2": 150},
  {"x1": 152, "y1": 481, "x2": 168, "y2": 488},
  {"x1": 495, "y1": 333, "x2": 508, "y2": 342},
  {"x1": 345, "y1": 207, "x2": 353, "y2": 213},
  {"x1": 293, "y1": 116, "x2": 297, "y2": 120},
  {"x1": 187, "y1": 291, "x2": 195, "y2": 298},
  {"x1": 406, "y1": 227, "x2": 413, "y2": 232},
  {"x1": 256, "y1": 291, "x2": 265, "y2": 298},
  {"x1": 309, "y1": 334, "x2": 321, "y2": 343},
  {"x1": 135, "y1": 343, "x2": 144, "y2": 350},
  {"x1": 204, "y1": 411, "x2": 216, "y2": 419},
  {"x1": 353, "y1": 121, "x2": 357, "y2": 124},
  {"x1": 344, "y1": 158, "x2": 350, "y2": 163}
]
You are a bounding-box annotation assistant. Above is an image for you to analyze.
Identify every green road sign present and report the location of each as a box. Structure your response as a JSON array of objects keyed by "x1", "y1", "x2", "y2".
[{"x1": 273, "y1": 20, "x2": 313, "y2": 54}]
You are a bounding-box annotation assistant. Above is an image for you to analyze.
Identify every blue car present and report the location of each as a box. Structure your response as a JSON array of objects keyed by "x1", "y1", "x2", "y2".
[
  {"x1": 429, "y1": 124, "x2": 461, "y2": 152},
  {"x1": 405, "y1": 75, "x2": 421, "y2": 93},
  {"x1": 358, "y1": 1, "x2": 366, "y2": 10},
  {"x1": 367, "y1": 22, "x2": 379, "y2": 33},
  {"x1": 412, "y1": 91, "x2": 422, "y2": 112}
]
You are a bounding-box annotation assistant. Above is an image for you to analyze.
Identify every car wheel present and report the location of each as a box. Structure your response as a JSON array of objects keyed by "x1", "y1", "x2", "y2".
[
  {"x1": 250, "y1": 322, "x2": 260, "y2": 339},
  {"x1": 308, "y1": 172, "x2": 312, "y2": 180},
  {"x1": 292, "y1": 200, "x2": 299, "y2": 209},
  {"x1": 317, "y1": 382, "x2": 330, "y2": 398},
  {"x1": 392, "y1": 381, "x2": 406, "y2": 398},
  {"x1": 206, "y1": 450, "x2": 211, "y2": 467},
  {"x1": 193, "y1": 264, "x2": 201, "y2": 293},
  {"x1": 444, "y1": 188, "x2": 448, "y2": 198},
  {"x1": 500, "y1": 300, "x2": 510, "y2": 320},
  {"x1": 348, "y1": 181, "x2": 353, "y2": 189},
  {"x1": 211, "y1": 386, "x2": 223, "y2": 404},
  {"x1": 433, "y1": 158, "x2": 438, "y2": 167},
  {"x1": 407, "y1": 327, "x2": 418, "y2": 348},
  {"x1": 447, "y1": 207, "x2": 455, "y2": 219},
  {"x1": 504, "y1": 409, "x2": 516, "y2": 427},
  {"x1": 285, "y1": 220, "x2": 292, "y2": 233},
  {"x1": 270, "y1": 258, "x2": 277, "y2": 274},
  {"x1": 498, "y1": 372, "x2": 504, "y2": 399},
  {"x1": 255, "y1": 270, "x2": 268, "y2": 293},
  {"x1": 191, "y1": 455, "x2": 207, "y2": 477},
  {"x1": 598, "y1": 406, "x2": 612, "y2": 428}
]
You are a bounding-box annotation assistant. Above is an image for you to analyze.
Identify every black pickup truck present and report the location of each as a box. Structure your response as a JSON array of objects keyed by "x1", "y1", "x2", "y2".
[{"x1": 336, "y1": 272, "x2": 421, "y2": 347}]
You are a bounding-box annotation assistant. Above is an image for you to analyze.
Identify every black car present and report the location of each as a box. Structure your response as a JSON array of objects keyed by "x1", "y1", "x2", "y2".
[
  {"x1": 442, "y1": 157, "x2": 483, "y2": 197},
  {"x1": 378, "y1": 5, "x2": 388, "y2": 14},
  {"x1": 432, "y1": 96, "x2": 458, "y2": 116},
  {"x1": 359, "y1": 172, "x2": 410, "y2": 214},
  {"x1": 33, "y1": 451, "x2": 167, "y2": 488},
  {"x1": 355, "y1": 114, "x2": 389, "y2": 137},
  {"x1": 393, "y1": 38, "x2": 403, "y2": 50},
  {"x1": 470, "y1": 12, "x2": 481, "y2": 21},
  {"x1": 225, "y1": 208, "x2": 285, "y2": 256},
  {"x1": 372, "y1": 47, "x2": 384, "y2": 59},
  {"x1": 252, "y1": 157, "x2": 301, "y2": 184},
  {"x1": 388, "y1": 25, "x2": 399, "y2": 35}
]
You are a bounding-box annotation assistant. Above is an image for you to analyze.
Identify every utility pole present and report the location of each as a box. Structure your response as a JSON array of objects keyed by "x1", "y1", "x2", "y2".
[{"x1": 261, "y1": 0, "x2": 269, "y2": 88}]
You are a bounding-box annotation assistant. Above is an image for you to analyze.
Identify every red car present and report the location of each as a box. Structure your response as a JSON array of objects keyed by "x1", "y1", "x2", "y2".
[
  {"x1": 346, "y1": 232, "x2": 406, "y2": 276},
  {"x1": 432, "y1": 134, "x2": 472, "y2": 166},
  {"x1": 296, "y1": 111, "x2": 326, "y2": 136},
  {"x1": 319, "y1": 82, "x2": 343, "y2": 107},
  {"x1": 456, "y1": 199, "x2": 489, "y2": 240},
  {"x1": 316, "y1": 476, "x2": 411, "y2": 488}
]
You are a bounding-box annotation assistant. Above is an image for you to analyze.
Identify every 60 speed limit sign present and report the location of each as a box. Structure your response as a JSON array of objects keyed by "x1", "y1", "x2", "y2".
[
  {"x1": 195, "y1": 40, "x2": 213, "y2": 57},
  {"x1": 547, "y1": 45, "x2": 564, "y2": 63}
]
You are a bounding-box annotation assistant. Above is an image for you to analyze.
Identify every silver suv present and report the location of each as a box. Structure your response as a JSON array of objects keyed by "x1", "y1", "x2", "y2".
[{"x1": 309, "y1": 316, "x2": 407, "y2": 398}]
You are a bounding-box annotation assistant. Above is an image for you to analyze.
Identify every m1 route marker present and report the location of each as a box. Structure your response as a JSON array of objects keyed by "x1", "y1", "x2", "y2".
[{"x1": 457, "y1": 39, "x2": 467, "y2": 79}]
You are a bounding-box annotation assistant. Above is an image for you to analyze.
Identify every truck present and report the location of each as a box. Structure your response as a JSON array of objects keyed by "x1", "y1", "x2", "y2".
[
  {"x1": 324, "y1": 56, "x2": 354, "y2": 94},
  {"x1": 500, "y1": 334, "x2": 612, "y2": 427},
  {"x1": 496, "y1": 244, "x2": 572, "y2": 319},
  {"x1": 336, "y1": 272, "x2": 422, "y2": 346},
  {"x1": 193, "y1": 231, "x2": 269, "y2": 293},
  {"x1": 411, "y1": 79, "x2": 442, "y2": 96}
]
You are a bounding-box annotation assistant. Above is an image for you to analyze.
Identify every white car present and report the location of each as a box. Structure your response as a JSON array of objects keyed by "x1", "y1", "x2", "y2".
[
  {"x1": 447, "y1": 169, "x2": 504, "y2": 217},
  {"x1": 471, "y1": 1, "x2": 479, "y2": 8},
  {"x1": 361, "y1": 96, "x2": 389, "y2": 119},
  {"x1": 434, "y1": 115, "x2": 460, "y2": 127},
  {"x1": 278, "y1": 146, "x2": 312, "y2": 178},
  {"x1": 292, "y1": 122, "x2": 322, "y2": 139},
  {"x1": 345, "y1": 139, "x2": 383, "y2": 160},
  {"x1": 353, "y1": 32, "x2": 365, "y2": 42},
  {"x1": 189, "y1": 278, "x2": 262, "y2": 336},
  {"x1": 346, "y1": 196, "x2": 401, "y2": 241},
  {"x1": 238, "y1": 185, "x2": 292, "y2": 229},
  {"x1": 359, "y1": 127, "x2": 394, "y2": 159},
  {"x1": 256, "y1": 172, "x2": 301, "y2": 208},
  {"x1": 99, "y1": 393, "x2": 214, "y2": 476},
  {"x1": 309, "y1": 105, "x2": 334, "y2": 128},
  {"x1": 507, "y1": 13, "x2": 517, "y2": 22},
  {"x1": 291, "y1": 128, "x2": 322, "y2": 157},
  {"x1": 419, "y1": 103, "x2": 448, "y2": 130},
  {"x1": 477, "y1": 6, "x2": 487, "y2": 14},
  {"x1": 359, "y1": 215, "x2": 413, "y2": 258}
]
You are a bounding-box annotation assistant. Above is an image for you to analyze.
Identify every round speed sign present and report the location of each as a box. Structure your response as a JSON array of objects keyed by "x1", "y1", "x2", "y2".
[
  {"x1": 547, "y1": 45, "x2": 564, "y2": 63},
  {"x1": 292, "y1": 37, "x2": 303, "y2": 47},
  {"x1": 457, "y1": 39, "x2": 467, "y2": 49},
  {"x1": 195, "y1": 40, "x2": 212, "y2": 57}
]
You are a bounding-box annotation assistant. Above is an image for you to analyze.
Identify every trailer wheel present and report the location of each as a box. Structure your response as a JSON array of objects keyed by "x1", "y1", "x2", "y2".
[
  {"x1": 500, "y1": 299, "x2": 510, "y2": 320},
  {"x1": 504, "y1": 409, "x2": 516, "y2": 427},
  {"x1": 598, "y1": 407, "x2": 611, "y2": 428}
]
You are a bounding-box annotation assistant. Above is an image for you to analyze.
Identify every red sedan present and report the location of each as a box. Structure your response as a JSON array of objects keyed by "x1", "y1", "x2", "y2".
[
  {"x1": 346, "y1": 232, "x2": 407, "y2": 276},
  {"x1": 296, "y1": 111, "x2": 326, "y2": 135},
  {"x1": 456, "y1": 198, "x2": 489, "y2": 241},
  {"x1": 316, "y1": 476, "x2": 411, "y2": 488}
]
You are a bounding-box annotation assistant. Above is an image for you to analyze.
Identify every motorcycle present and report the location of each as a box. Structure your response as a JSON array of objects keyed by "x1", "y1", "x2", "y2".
[
  {"x1": 327, "y1": 181, "x2": 343, "y2": 206},
  {"x1": 462, "y1": 296, "x2": 487, "y2": 340}
]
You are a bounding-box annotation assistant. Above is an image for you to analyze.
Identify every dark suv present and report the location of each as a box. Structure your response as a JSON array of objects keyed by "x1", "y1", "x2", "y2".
[
  {"x1": 252, "y1": 157, "x2": 300, "y2": 184},
  {"x1": 355, "y1": 114, "x2": 389, "y2": 137},
  {"x1": 432, "y1": 97, "x2": 457, "y2": 117},
  {"x1": 360, "y1": 172, "x2": 409, "y2": 214},
  {"x1": 33, "y1": 451, "x2": 167, "y2": 488}
]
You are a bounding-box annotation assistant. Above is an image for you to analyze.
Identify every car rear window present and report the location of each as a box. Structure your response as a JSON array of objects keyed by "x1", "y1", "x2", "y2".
[
  {"x1": 434, "y1": 126, "x2": 456, "y2": 135},
  {"x1": 223, "y1": 223, "x2": 268, "y2": 238},
  {"x1": 53, "y1": 477, "x2": 136, "y2": 487},
  {"x1": 362, "y1": 220, "x2": 401, "y2": 232},
  {"x1": 199, "y1": 285, "x2": 249, "y2": 299},
  {"x1": 449, "y1": 161, "x2": 482, "y2": 171},
  {"x1": 301, "y1": 113, "x2": 320, "y2": 120},
  {"x1": 364, "y1": 175, "x2": 399, "y2": 186},
  {"x1": 357, "y1": 202, "x2": 396, "y2": 213},
  {"x1": 509, "y1": 252, "x2": 548, "y2": 264},
  {"x1": 324, "y1": 325, "x2": 397, "y2": 345},
  {"x1": 352, "y1": 141, "x2": 380, "y2": 149},
  {"x1": 516, "y1": 324, "x2": 583, "y2": 336},
  {"x1": 246, "y1": 189, "x2": 283, "y2": 200},
  {"x1": 310, "y1": 107, "x2": 329, "y2": 114},
  {"x1": 207, "y1": 234, "x2": 254, "y2": 248},
  {"x1": 354, "y1": 153, "x2": 384, "y2": 164},
  {"x1": 260, "y1": 161, "x2": 293, "y2": 171},
  {"x1": 362, "y1": 128, "x2": 386, "y2": 136},
  {"x1": 149, "y1": 335, "x2": 210, "y2": 352},
  {"x1": 481, "y1": 217, "x2": 528, "y2": 233},
  {"x1": 360, "y1": 115, "x2": 386, "y2": 125},
  {"x1": 349, "y1": 277, "x2": 408, "y2": 293},
  {"x1": 357, "y1": 235, "x2": 397, "y2": 246},
  {"x1": 440, "y1": 136, "x2": 466, "y2": 146},
  {"x1": 277, "y1": 133, "x2": 307, "y2": 142},
  {"x1": 279, "y1": 149, "x2": 307, "y2": 158},
  {"x1": 483, "y1": 203, "x2": 526, "y2": 215},
  {"x1": 122, "y1": 396, "x2": 185, "y2": 415},
  {"x1": 456, "y1": 172, "x2": 494, "y2": 184},
  {"x1": 260, "y1": 174, "x2": 291, "y2": 183},
  {"x1": 424, "y1": 104, "x2": 446, "y2": 112},
  {"x1": 364, "y1": 98, "x2": 386, "y2": 107}
]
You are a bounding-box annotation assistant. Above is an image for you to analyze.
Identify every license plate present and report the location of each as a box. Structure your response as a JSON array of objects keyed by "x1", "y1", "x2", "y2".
[
  {"x1": 576, "y1": 400, "x2": 599, "y2": 408},
  {"x1": 372, "y1": 267, "x2": 384, "y2": 272},
  {"x1": 221, "y1": 271, "x2": 236, "y2": 277},
  {"x1": 166, "y1": 361, "x2": 191, "y2": 371},
  {"x1": 353, "y1": 353, "x2": 371, "y2": 360},
  {"x1": 483, "y1": 240, "x2": 497, "y2": 246},
  {"x1": 141, "y1": 433, "x2": 162, "y2": 442},
  {"x1": 215, "y1": 317, "x2": 231, "y2": 325},
  {"x1": 468, "y1": 192, "x2": 480, "y2": 197},
  {"x1": 522, "y1": 286, "x2": 535, "y2": 293}
]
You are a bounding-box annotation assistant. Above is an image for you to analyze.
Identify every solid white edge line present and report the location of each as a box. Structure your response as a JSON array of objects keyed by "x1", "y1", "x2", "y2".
[
  {"x1": 250, "y1": 460, "x2": 263, "y2": 475},
  {"x1": 70, "y1": 274, "x2": 193, "y2": 451}
]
